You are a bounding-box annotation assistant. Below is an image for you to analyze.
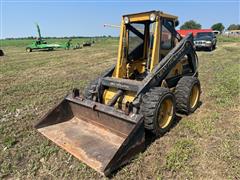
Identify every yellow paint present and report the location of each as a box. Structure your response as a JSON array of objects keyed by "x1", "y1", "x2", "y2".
[
  {"x1": 105, "y1": 11, "x2": 181, "y2": 109},
  {"x1": 114, "y1": 11, "x2": 179, "y2": 78},
  {"x1": 103, "y1": 88, "x2": 135, "y2": 110},
  {"x1": 190, "y1": 84, "x2": 200, "y2": 108},
  {"x1": 167, "y1": 62, "x2": 183, "y2": 78},
  {"x1": 114, "y1": 20, "x2": 125, "y2": 78},
  {"x1": 158, "y1": 98, "x2": 174, "y2": 128},
  {"x1": 150, "y1": 19, "x2": 160, "y2": 71},
  {"x1": 128, "y1": 14, "x2": 150, "y2": 22},
  {"x1": 125, "y1": 11, "x2": 178, "y2": 23},
  {"x1": 160, "y1": 13, "x2": 178, "y2": 20},
  {"x1": 126, "y1": 60, "x2": 146, "y2": 78}
]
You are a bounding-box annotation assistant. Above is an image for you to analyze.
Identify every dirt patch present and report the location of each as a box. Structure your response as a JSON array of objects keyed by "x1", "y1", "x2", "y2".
[{"x1": 222, "y1": 42, "x2": 239, "y2": 47}]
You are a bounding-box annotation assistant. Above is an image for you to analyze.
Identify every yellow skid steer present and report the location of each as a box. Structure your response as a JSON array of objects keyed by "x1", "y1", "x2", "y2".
[{"x1": 35, "y1": 10, "x2": 201, "y2": 176}]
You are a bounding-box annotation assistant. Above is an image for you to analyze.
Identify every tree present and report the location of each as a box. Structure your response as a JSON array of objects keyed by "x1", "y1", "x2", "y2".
[
  {"x1": 180, "y1": 20, "x2": 202, "y2": 30},
  {"x1": 211, "y1": 23, "x2": 225, "y2": 32},
  {"x1": 227, "y1": 24, "x2": 240, "y2": 30}
]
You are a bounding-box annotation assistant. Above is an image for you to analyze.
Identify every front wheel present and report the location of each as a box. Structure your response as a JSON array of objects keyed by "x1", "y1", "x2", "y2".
[
  {"x1": 141, "y1": 87, "x2": 176, "y2": 136},
  {"x1": 213, "y1": 44, "x2": 216, "y2": 49},
  {"x1": 208, "y1": 45, "x2": 213, "y2": 51}
]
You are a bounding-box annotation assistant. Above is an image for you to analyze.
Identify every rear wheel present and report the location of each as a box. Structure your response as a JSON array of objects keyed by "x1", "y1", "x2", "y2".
[
  {"x1": 175, "y1": 76, "x2": 201, "y2": 114},
  {"x1": 141, "y1": 87, "x2": 176, "y2": 136}
]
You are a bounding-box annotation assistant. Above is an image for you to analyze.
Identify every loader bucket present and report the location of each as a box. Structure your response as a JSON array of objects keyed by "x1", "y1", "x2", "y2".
[{"x1": 35, "y1": 94, "x2": 145, "y2": 176}]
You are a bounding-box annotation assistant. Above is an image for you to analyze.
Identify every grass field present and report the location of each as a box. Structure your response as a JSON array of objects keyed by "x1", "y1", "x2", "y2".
[{"x1": 0, "y1": 37, "x2": 239, "y2": 179}]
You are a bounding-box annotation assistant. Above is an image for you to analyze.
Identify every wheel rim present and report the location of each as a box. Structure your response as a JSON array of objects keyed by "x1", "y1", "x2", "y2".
[
  {"x1": 158, "y1": 98, "x2": 173, "y2": 129},
  {"x1": 190, "y1": 84, "x2": 200, "y2": 109}
]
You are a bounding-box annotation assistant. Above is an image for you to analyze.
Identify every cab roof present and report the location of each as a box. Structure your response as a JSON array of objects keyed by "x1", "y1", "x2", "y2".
[{"x1": 123, "y1": 10, "x2": 178, "y2": 20}]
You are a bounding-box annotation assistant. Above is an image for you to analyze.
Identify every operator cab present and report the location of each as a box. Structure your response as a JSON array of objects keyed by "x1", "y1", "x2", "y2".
[
  {"x1": 125, "y1": 19, "x2": 155, "y2": 80},
  {"x1": 114, "y1": 11, "x2": 179, "y2": 80}
]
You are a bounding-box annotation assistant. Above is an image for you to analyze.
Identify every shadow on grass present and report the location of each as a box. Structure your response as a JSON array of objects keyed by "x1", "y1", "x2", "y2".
[
  {"x1": 26, "y1": 49, "x2": 64, "y2": 53},
  {"x1": 109, "y1": 100, "x2": 203, "y2": 178}
]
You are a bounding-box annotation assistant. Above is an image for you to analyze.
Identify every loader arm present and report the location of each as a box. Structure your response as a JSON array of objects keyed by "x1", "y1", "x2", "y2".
[{"x1": 136, "y1": 33, "x2": 198, "y2": 96}]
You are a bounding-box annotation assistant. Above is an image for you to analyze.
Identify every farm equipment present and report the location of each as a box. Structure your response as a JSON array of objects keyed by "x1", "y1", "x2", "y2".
[
  {"x1": 82, "y1": 42, "x2": 92, "y2": 47},
  {"x1": 26, "y1": 24, "x2": 72, "y2": 52},
  {"x1": 82, "y1": 38, "x2": 96, "y2": 47},
  {"x1": 35, "y1": 11, "x2": 201, "y2": 176},
  {"x1": 73, "y1": 43, "x2": 82, "y2": 50}
]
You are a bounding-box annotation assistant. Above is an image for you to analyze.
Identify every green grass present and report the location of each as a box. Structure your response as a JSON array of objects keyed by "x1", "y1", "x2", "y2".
[
  {"x1": 208, "y1": 46, "x2": 240, "y2": 107},
  {"x1": 0, "y1": 38, "x2": 117, "y2": 179},
  {"x1": 0, "y1": 37, "x2": 118, "y2": 48},
  {"x1": 165, "y1": 139, "x2": 196, "y2": 172},
  {"x1": 181, "y1": 111, "x2": 219, "y2": 136},
  {"x1": 217, "y1": 35, "x2": 240, "y2": 42},
  {"x1": 219, "y1": 139, "x2": 240, "y2": 179},
  {"x1": 0, "y1": 39, "x2": 240, "y2": 179},
  {"x1": 3, "y1": 137, "x2": 17, "y2": 149},
  {"x1": 210, "y1": 64, "x2": 240, "y2": 106},
  {"x1": 37, "y1": 141, "x2": 59, "y2": 159}
]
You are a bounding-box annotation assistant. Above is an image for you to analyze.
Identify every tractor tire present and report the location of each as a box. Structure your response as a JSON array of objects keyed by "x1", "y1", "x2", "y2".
[
  {"x1": 175, "y1": 76, "x2": 201, "y2": 115},
  {"x1": 141, "y1": 87, "x2": 176, "y2": 136},
  {"x1": 26, "y1": 48, "x2": 32, "y2": 53},
  {"x1": 83, "y1": 67, "x2": 114, "y2": 101},
  {"x1": 83, "y1": 76, "x2": 101, "y2": 101}
]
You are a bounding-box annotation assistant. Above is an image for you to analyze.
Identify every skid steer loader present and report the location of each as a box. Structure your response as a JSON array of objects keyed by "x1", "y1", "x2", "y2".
[{"x1": 35, "y1": 10, "x2": 201, "y2": 176}]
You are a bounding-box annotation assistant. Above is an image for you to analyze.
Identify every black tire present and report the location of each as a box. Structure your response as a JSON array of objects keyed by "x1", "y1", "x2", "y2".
[
  {"x1": 26, "y1": 48, "x2": 32, "y2": 53},
  {"x1": 213, "y1": 44, "x2": 216, "y2": 49},
  {"x1": 83, "y1": 76, "x2": 101, "y2": 100},
  {"x1": 141, "y1": 87, "x2": 176, "y2": 136},
  {"x1": 0, "y1": 49, "x2": 4, "y2": 56},
  {"x1": 83, "y1": 67, "x2": 114, "y2": 101},
  {"x1": 175, "y1": 76, "x2": 201, "y2": 115},
  {"x1": 208, "y1": 45, "x2": 213, "y2": 51}
]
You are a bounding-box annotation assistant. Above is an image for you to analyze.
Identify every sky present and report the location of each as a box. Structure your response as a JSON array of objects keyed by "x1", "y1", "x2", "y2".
[{"x1": 0, "y1": 0, "x2": 240, "y2": 38}]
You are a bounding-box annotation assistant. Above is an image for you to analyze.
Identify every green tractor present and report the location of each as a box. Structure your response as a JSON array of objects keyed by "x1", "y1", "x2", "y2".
[{"x1": 26, "y1": 24, "x2": 72, "y2": 52}]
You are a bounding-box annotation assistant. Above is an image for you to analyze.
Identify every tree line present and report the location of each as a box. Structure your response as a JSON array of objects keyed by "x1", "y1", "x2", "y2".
[
  {"x1": 180, "y1": 20, "x2": 240, "y2": 32},
  {"x1": 4, "y1": 21, "x2": 239, "y2": 40},
  {"x1": 4, "y1": 35, "x2": 113, "y2": 40}
]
